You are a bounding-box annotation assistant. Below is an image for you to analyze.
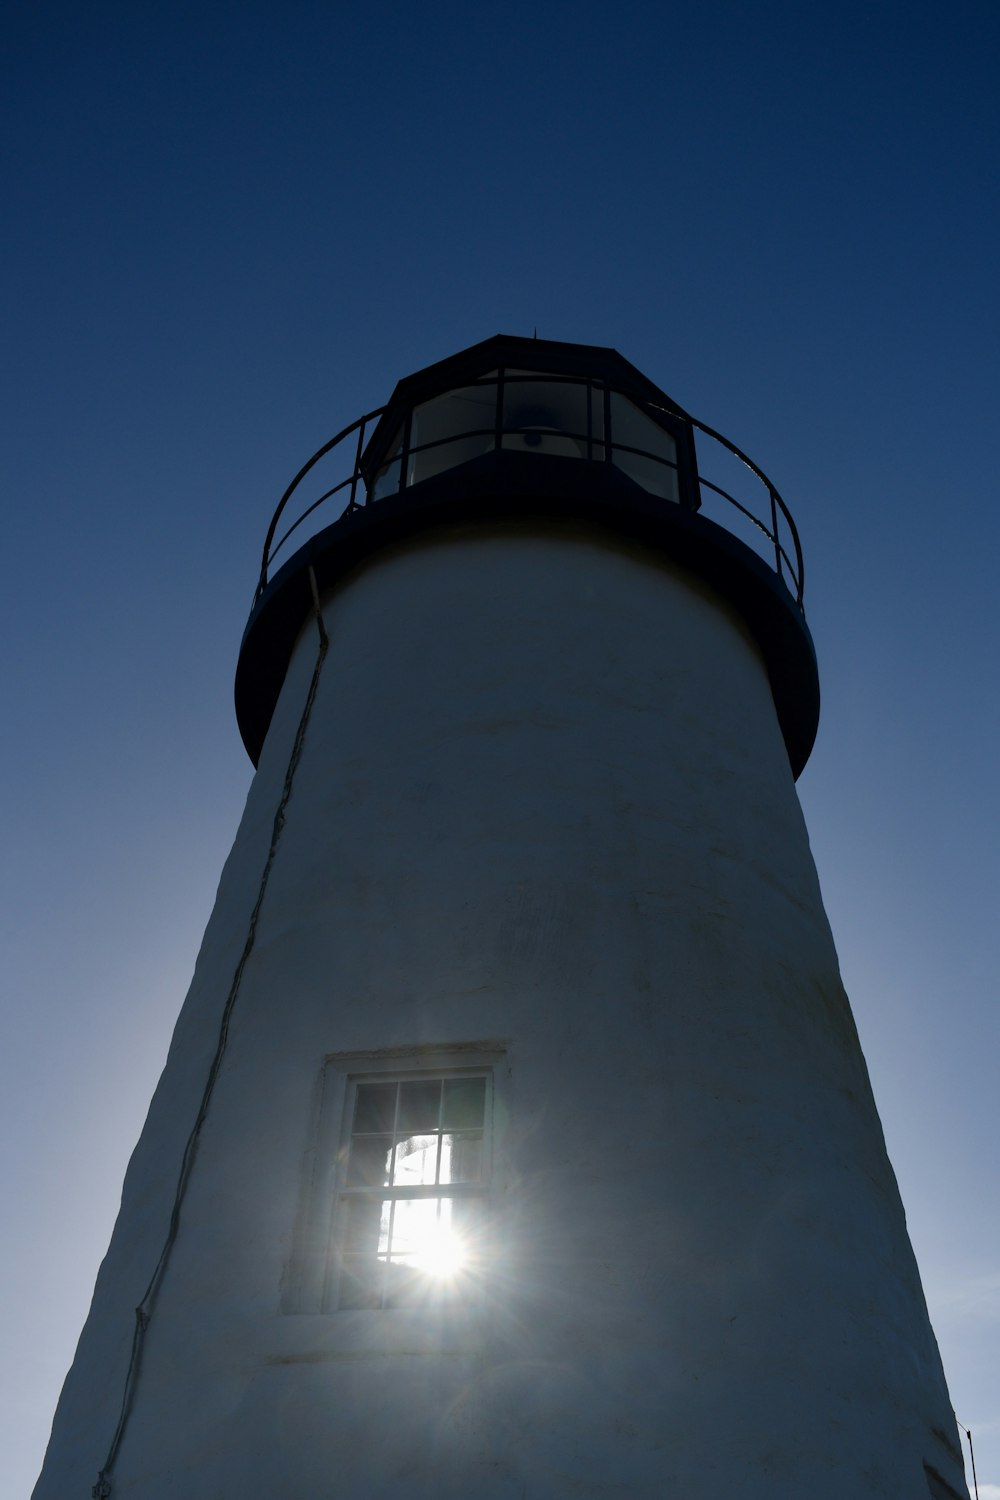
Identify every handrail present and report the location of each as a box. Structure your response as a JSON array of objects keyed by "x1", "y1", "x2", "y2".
[
  {"x1": 686, "y1": 414, "x2": 804, "y2": 604},
  {"x1": 254, "y1": 386, "x2": 804, "y2": 609},
  {"x1": 257, "y1": 406, "x2": 386, "y2": 598}
]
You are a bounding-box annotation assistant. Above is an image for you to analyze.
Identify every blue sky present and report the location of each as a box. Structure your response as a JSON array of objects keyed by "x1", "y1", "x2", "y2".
[{"x1": 3, "y1": 2, "x2": 998, "y2": 1492}]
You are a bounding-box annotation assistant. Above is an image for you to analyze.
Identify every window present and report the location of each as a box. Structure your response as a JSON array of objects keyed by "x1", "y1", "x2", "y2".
[
  {"x1": 331, "y1": 1070, "x2": 491, "y2": 1310},
  {"x1": 500, "y1": 375, "x2": 599, "y2": 460},
  {"x1": 608, "y1": 391, "x2": 679, "y2": 501},
  {"x1": 363, "y1": 370, "x2": 690, "y2": 505},
  {"x1": 408, "y1": 385, "x2": 497, "y2": 486}
]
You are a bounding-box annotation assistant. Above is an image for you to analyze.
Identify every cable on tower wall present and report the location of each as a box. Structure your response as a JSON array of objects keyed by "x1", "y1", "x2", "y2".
[{"x1": 91, "y1": 573, "x2": 330, "y2": 1498}]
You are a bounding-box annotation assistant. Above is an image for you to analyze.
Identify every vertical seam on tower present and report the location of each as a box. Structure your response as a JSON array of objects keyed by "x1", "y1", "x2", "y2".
[{"x1": 91, "y1": 572, "x2": 329, "y2": 1499}]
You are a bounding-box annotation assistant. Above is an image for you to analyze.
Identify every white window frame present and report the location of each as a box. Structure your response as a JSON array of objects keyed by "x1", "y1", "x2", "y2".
[
  {"x1": 283, "y1": 1042, "x2": 506, "y2": 1318},
  {"x1": 329, "y1": 1067, "x2": 492, "y2": 1311}
]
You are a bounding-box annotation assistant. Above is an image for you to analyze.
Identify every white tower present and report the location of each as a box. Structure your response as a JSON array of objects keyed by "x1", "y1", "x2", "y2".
[{"x1": 36, "y1": 338, "x2": 968, "y2": 1500}]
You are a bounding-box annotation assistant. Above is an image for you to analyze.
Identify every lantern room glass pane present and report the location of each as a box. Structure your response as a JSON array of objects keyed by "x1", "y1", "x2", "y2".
[
  {"x1": 500, "y1": 376, "x2": 606, "y2": 459},
  {"x1": 502, "y1": 379, "x2": 588, "y2": 442},
  {"x1": 371, "y1": 457, "x2": 401, "y2": 499},
  {"x1": 612, "y1": 449, "x2": 680, "y2": 502},
  {"x1": 412, "y1": 385, "x2": 498, "y2": 446},
  {"x1": 609, "y1": 392, "x2": 679, "y2": 501},
  {"x1": 370, "y1": 426, "x2": 403, "y2": 501},
  {"x1": 408, "y1": 384, "x2": 498, "y2": 487},
  {"x1": 409, "y1": 434, "x2": 492, "y2": 485},
  {"x1": 609, "y1": 393, "x2": 674, "y2": 456}
]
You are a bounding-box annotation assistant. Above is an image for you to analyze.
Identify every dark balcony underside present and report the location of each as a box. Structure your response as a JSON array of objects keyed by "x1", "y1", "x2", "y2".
[{"x1": 236, "y1": 450, "x2": 819, "y2": 776}]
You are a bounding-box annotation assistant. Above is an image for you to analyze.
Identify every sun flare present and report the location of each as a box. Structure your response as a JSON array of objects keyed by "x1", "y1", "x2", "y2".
[{"x1": 412, "y1": 1224, "x2": 466, "y2": 1279}]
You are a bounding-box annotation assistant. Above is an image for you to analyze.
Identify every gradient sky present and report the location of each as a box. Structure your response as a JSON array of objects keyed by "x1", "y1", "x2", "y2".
[{"x1": 3, "y1": 2, "x2": 998, "y2": 1493}]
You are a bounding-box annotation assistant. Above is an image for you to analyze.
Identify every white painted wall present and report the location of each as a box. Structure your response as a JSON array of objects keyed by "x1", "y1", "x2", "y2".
[{"x1": 35, "y1": 525, "x2": 967, "y2": 1499}]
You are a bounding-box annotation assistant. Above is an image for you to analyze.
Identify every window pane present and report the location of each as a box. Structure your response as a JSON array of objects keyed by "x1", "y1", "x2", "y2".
[
  {"x1": 369, "y1": 425, "x2": 403, "y2": 502},
  {"x1": 502, "y1": 379, "x2": 588, "y2": 442},
  {"x1": 441, "y1": 1076, "x2": 486, "y2": 1131},
  {"x1": 407, "y1": 386, "x2": 497, "y2": 487},
  {"x1": 347, "y1": 1135, "x2": 392, "y2": 1188},
  {"x1": 440, "y1": 1131, "x2": 483, "y2": 1184},
  {"x1": 411, "y1": 386, "x2": 497, "y2": 448},
  {"x1": 408, "y1": 432, "x2": 493, "y2": 486},
  {"x1": 338, "y1": 1255, "x2": 381, "y2": 1309},
  {"x1": 612, "y1": 448, "x2": 680, "y2": 502},
  {"x1": 353, "y1": 1082, "x2": 397, "y2": 1135},
  {"x1": 501, "y1": 430, "x2": 587, "y2": 457},
  {"x1": 397, "y1": 1079, "x2": 441, "y2": 1132},
  {"x1": 371, "y1": 455, "x2": 401, "y2": 501},
  {"x1": 393, "y1": 1132, "x2": 440, "y2": 1188},
  {"x1": 609, "y1": 392, "x2": 677, "y2": 463},
  {"x1": 389, "y1": 1198, "x2": 439, "y2": 1262},
  {"x1": 342, "y1": 1196, "x2": 381, "y2": 1255}
]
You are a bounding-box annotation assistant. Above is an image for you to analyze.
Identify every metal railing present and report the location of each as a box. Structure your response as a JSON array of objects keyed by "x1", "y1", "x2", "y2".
[
  {"x1": 678, "y1": 409, "x2": 804, "y2": 606},
  {"x1": 255, "y1": 387, "x2": 804, "y2": 609}
]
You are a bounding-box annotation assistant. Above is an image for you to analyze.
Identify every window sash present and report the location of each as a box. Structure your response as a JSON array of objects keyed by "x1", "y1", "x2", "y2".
[{"x1": 327, "y1": 1068, "x2": 492, "y2": 1311}]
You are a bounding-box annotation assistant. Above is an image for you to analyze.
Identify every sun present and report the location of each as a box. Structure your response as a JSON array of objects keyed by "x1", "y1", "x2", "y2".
[{"x1": 413, "y1": 1222, "x2": 466, "y2": 1279}]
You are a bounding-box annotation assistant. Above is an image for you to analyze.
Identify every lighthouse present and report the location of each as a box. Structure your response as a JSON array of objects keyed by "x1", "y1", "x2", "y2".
[{"x1": 35, "y1": 336, "x2": 968, "y2": 1500}]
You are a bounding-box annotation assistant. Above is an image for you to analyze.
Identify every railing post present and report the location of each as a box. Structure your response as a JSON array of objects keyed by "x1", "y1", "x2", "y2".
[{"x1": 349, "y1": 420, "x2": 366, "y2": 510}]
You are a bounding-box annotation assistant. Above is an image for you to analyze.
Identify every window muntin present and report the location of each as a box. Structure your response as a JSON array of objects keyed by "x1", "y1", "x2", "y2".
[{"x1": 334, "y1": 1072, "x2": 490, "y2": 1310}]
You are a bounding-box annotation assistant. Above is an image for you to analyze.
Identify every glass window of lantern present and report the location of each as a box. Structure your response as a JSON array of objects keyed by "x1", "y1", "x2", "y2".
[
  {"x1": 370, "y1": 426, "x2": 404, "y2": 501},
  {"x1": 609, "y1": 393, "x2": 679, "y2": 502},
  {"x1": 332, "y1": 1072, "x2": 491, "y2": 1310},
  {"x1": 501, "y1": 376, "x2": 603, "y2": 460},
  {"x1": 408, "y1": 384, "x2": 498, "y2": 486}
]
